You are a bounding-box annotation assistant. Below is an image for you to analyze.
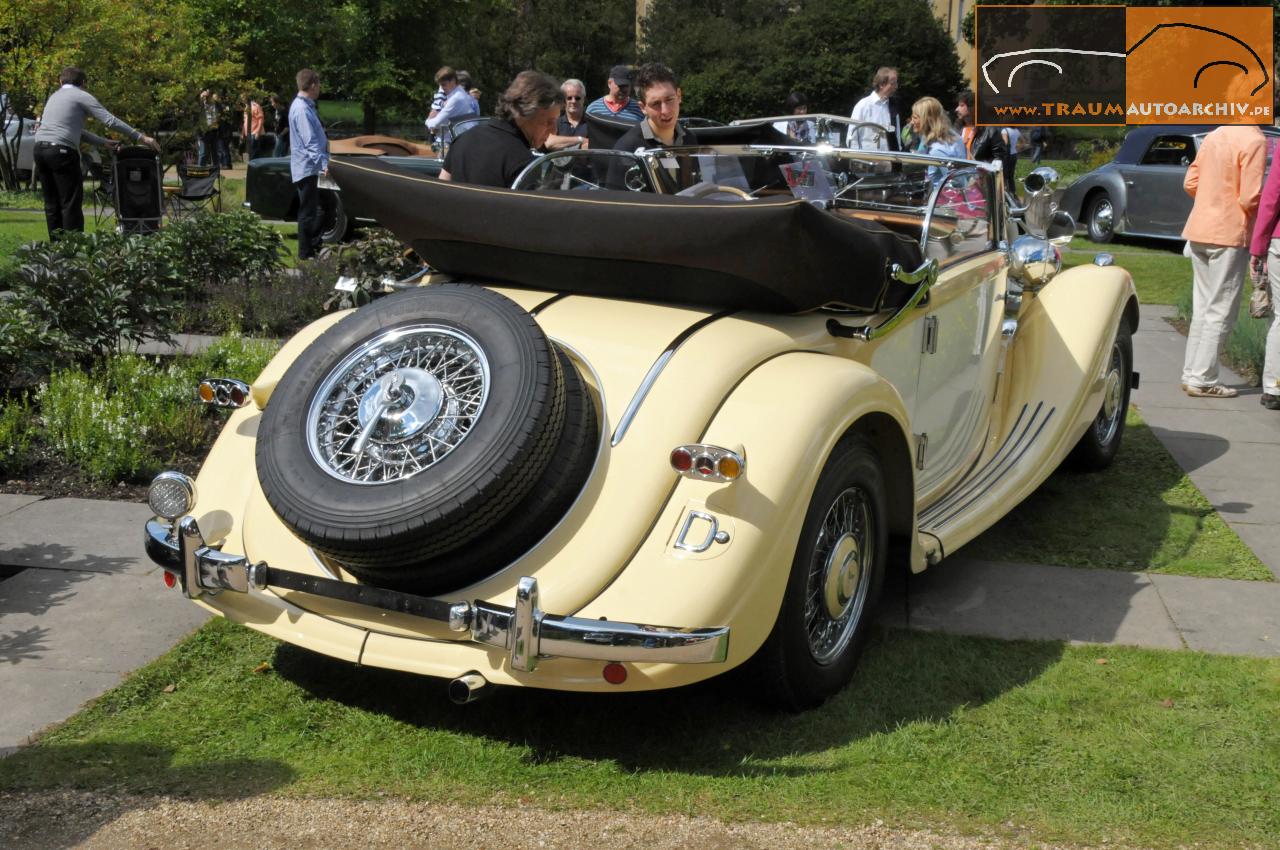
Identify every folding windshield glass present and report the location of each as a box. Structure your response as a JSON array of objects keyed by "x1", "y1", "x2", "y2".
[{"x1": 511, "y1": 146, "x2": 966, "y2": 218}]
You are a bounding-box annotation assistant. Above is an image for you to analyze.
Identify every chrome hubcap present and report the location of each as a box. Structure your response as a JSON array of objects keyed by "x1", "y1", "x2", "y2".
[
  {"x1": 1093, "y1": 200, "x2": 1113, "y2": 234},
  {"x1": 307, "y1": 325, "x2": 489, "y2": 484},
  {"x1": 805, "y1": 487, "x2": 873, "y2": 665},
  {"x1": 1094, "y1": 341, "x2": 1124, "y2": 445}
]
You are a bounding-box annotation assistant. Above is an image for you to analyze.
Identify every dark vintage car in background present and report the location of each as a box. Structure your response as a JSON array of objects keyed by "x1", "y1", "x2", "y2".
[
  {"x1": 243, "y1": 116, "x2": 732, "y2": 242},
  {"x1": 244, "y1": 135, "x2": 443, "y2": 242},
  {"x1": 1059, "y1": 124, "x2": 1280, "y2": 243}
]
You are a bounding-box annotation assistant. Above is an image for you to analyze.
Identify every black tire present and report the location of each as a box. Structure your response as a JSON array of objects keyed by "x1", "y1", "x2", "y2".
[
  {"x1": 343, "y1": 348, "x2": 599, "y2": 594},
  {"x1": 319, "y1": 190, "x2": 351, "y2": 243},
  {"x1": 1084, "y1": 192, "x2": 1115, "y2": 243},
  {"x1": 256, "y1": 284, "x2": 566, "y2": 587},
  {"x1": 1067, "y1": 323, "x2": 1132, "y2": 471},
  {"x1": 754, "y1": 434, "x2": 888, "y2": 712}
]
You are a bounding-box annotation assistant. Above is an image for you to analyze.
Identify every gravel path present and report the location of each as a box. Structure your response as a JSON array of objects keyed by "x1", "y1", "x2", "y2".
[{"x1": 0, "y1": 791, "x2": 1132, "y2": 850}]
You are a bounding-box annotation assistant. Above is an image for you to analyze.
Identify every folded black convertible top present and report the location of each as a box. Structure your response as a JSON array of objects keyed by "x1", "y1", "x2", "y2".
[{"x1": 329, "y1": 156, "x2": 923, "y2": 314}]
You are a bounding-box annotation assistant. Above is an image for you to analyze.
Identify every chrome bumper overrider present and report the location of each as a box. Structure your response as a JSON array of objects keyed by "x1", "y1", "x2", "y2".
[{"x1": 144, "y1": 516, "x2": 729, "y2": 672}]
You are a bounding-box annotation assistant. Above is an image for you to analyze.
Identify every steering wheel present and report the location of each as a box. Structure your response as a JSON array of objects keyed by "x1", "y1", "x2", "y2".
[
  {"x1": 675, "y1": 182, "x2": 754, "y2": 201},
  {"x1": 843, "y1": 121, "x2": 890, "y2": 148}
]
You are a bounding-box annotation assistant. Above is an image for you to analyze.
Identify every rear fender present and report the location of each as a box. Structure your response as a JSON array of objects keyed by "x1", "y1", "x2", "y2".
[{"x1": 576, "y1": 351, "x2": 918, "y2": 672}]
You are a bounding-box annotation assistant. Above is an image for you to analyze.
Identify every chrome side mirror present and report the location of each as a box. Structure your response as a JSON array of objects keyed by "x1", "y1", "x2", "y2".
[
  {"x1": 1046, "y1": 209, "x2": 1076, "y2": 246},
  {"x1": 1008, "y1": 234, "x2": 1061, "y2": 291}
]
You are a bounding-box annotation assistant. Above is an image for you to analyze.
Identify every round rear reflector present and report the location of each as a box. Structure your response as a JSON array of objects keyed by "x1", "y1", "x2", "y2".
[
  {"x1": 670, "y1": 448, "x2": 693, "y2": 472},
  {"x1": 163, "y1": 570, "x2": 177, "y2": 589},
  {"x1": 602, "y1": 662, "x2": 627, "y2": 685}
]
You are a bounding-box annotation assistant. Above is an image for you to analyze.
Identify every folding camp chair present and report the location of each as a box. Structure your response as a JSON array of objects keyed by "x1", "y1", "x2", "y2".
[
  {"x1": 165, "y1": 163, "x2": 222, "y2": 219},
  {"x1": 82, "y1": 149, "x2": 115, "y2": 226}
]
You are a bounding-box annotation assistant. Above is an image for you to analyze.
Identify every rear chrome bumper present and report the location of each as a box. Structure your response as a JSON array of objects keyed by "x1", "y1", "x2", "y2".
[{"x1": 145, "y1": 516, "x2": 729, "y2": 671}]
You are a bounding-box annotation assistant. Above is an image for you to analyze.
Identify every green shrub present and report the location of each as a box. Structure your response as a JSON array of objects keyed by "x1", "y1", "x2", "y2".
[
  {"x1": 0, "y1": 230, "x2": 184, "y2": 382},
  {"x1": 0, "y1": 394, "x2": 37, "y2": 475},
  {"x1": 38, "y1": 337, "x2": 280, "y2": 482},
  {"x1": 319, "y1": 229, "x2": 425, "y2": 311},
  {"x1": 185, "y1": 261, "x2": 335, "y2": 336},
  {"x1": 1074, "y1": 139, "x2": 1121, "y2": 172},
  {"x1": 184, "y1": 335, "x2": 280, "y2": 384},
  {"x1": 160, "y1": 209, "x2": 287, "y2": 294}
]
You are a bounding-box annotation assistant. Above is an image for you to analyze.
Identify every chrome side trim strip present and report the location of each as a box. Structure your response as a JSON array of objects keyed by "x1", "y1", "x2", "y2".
[
  {"x1": 610, "y1": 310, "x2": 733, "y2": 446},
  {"x1": 919, "y1": 401, "x2": 1055, "y2": 531}
]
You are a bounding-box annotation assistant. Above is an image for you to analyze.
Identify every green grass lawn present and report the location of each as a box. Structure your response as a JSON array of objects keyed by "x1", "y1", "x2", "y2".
[
  {"x1": 1062, "y1": 235, "x2": 1188, "y2": 305},
  {"x1": 2, "y1": 618, "x2": 1276, "y2": 849},
  {"x1": 965, "y1": 409, "x2": 1271, "y2": 580}
]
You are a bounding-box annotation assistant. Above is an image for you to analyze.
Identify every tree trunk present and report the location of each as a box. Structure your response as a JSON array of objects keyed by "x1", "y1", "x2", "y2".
[{"x1": 363, "y1": 102, "x2": 377, "y2": 135}]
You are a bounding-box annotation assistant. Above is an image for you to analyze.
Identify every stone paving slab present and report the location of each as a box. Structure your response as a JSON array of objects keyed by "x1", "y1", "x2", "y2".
[
  {"x1": 1149, "y1": 435, "x2": 1280, "y2": 482},
  {"x1": 0, "y1": 567, "x2": 208, "y2": 751},
  {"x1": 1188, "y1": 476, "x2": 1280, "y2": 525},
  {"x1": 881, "y1": 559, "x2": 1185, "y2": 650},
  {"x1": 129, "y1": 333, "x2": 229, "y2": 357},
  {"x1": 0, "y1": 495, "x2": 43, "y2": 518},
  {"x1": 0, "y1": 499, "x2": 154, "y2": 575},
  {"x1": 1136, "y1": 406, "x2": 1280, "y2": 442},
  {"x1": 1150, "y1": 573, "x2": 1280, "y2": 656},
  {"x1": 0, "y1": 670, "x2": 123, "y2": 756}
]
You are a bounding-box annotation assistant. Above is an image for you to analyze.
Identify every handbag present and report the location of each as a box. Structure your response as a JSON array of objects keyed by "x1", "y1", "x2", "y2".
[{"x1": 1250, "y1": 265, "x2": 1273, "y2": 319}]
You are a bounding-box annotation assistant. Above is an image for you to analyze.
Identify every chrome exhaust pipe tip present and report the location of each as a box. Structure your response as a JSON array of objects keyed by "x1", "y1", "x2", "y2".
[{"x1": 447, "y1": 671, "x2": 490, "y2": 705}]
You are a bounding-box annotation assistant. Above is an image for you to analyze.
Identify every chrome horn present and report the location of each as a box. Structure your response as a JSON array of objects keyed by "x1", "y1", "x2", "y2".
[{"x1": 1009, "y1": 167, "x2": 1074, "y2": 291}]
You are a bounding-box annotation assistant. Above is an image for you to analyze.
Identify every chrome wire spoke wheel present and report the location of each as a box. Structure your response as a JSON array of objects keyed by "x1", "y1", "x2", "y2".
[
  {"x1": 1094, "y1": 338, "x2": 1125, "y2": 446},
  {"x1": 804, "y1": 486, "x2": 874, "y2": 665},
  {"x1": 306, "y1": 325, "x2": 490, "y2": 484}
]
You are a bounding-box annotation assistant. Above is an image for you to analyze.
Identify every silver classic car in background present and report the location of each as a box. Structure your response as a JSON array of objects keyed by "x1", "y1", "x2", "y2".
[{"x1": 1059, "y1": 124, "x2": 1280, "y2": 243}]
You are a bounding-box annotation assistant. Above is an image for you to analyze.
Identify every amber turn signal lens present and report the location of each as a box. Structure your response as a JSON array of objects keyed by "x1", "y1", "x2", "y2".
[
  {"x1": 197, "y1": 382, "x2": 215, "y2": 403},
  {"x1": 716, "y1": 455, "x2": 741, "y2": 479}
]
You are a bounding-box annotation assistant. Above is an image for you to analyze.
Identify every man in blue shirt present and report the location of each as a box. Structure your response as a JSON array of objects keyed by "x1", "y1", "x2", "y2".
[
  {"x1": 288, "y1": 68, "x2": 329, "y2": 260},
  {"x1": 425, "y1": 66, "x2": 479, "y2": 147}
]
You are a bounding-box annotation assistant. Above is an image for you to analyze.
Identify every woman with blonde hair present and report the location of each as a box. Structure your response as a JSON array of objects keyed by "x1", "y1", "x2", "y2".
[{"x1": 910, "y1": 96, "x2": 966, "y2": 182}]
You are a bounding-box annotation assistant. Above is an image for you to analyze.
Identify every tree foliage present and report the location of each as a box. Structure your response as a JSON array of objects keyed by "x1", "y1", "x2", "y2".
[
  {"x1": 434, "y1": 0, "x2": 635, "y2": 117},
  {"x1": 641, "y1": 0, "x2": 965, "y2": 123}
]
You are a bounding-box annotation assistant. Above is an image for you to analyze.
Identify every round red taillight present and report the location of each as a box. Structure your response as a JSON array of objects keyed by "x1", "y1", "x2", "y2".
[
  {"x1": 229, "y1": 385, "x2": 246, "y2": 406},
  {"x1": 163, "y1": 570, "x2": 177, "y2": 589},
  {"x1": 602, "y1": 662, "x2": 627, "y2": 685},
  {"x1": 670, "y1": 448, "x2": 693, "y2": 472},
  {"x1": 694, "y1": 455, "x2": 715, "y2": 475}
]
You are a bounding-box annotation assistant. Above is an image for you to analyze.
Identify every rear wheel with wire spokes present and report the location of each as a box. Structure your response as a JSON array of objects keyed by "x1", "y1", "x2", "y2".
[{"x1": 755, "y1": 434, "x2": 888, "y2": 711}]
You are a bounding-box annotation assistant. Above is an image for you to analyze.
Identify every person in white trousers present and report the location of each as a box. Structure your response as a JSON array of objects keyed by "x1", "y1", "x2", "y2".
[{"x1": 1180, "y1": 123, "x2": 1265, "y2": 397}]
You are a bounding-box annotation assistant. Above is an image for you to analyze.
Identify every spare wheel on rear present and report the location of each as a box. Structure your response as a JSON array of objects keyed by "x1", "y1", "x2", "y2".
[{"x1": 255, "y1": 284, "x2": 567, "y2": 587}]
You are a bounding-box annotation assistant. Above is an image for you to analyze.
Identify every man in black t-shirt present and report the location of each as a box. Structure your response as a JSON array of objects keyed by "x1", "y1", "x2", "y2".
[
  {"x1": 610, "y1": 63, "x2": 698, "y2": 192},
  {"x1": 441, "y1": 70, "x2": 563, "y2": 188}
]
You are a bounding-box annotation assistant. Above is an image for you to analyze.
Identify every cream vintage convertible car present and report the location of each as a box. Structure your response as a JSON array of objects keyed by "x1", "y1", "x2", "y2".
[{"x1": 144, "y1": 116, "x2": 1138, "y2": 710}]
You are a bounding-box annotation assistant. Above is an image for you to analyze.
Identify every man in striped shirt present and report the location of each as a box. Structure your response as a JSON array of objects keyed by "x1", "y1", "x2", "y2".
[{"x1": 585, "y1": 65, "x2": 643, "y2": 123}]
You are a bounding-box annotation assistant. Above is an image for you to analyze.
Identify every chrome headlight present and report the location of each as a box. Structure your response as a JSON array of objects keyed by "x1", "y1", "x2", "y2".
[
  {"x1": 1008, "y1": 235, "x2": 1062, "y2": 291},
  {"x1": 148, "y1": 471, "x2": 197, "y2": 521}
]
